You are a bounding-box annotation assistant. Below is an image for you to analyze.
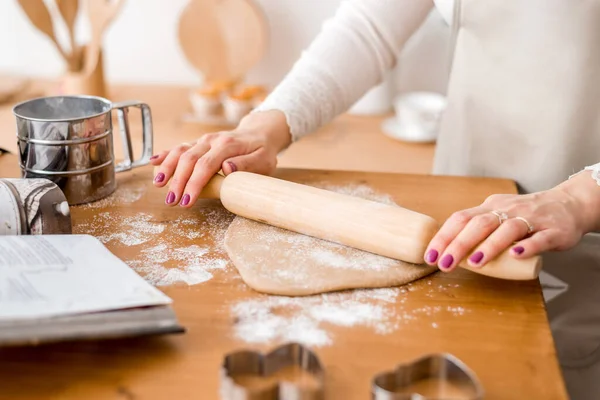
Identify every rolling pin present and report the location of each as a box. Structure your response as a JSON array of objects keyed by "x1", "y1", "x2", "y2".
[{"x1": 189, "y1": 171, "x2": 541, "y2": 280}]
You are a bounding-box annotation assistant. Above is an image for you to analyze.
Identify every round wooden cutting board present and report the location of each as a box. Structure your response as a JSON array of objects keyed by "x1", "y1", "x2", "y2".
[{"x1": 177, "y1": 0, "x2": 268, "y2": 83}]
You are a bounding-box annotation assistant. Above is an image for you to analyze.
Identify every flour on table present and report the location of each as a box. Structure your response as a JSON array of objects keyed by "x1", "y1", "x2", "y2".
[
  {"x1": 93, "y1": 213, "x2": 166, "y2": 246},
  {"x1": 75, "y1": 200, "x2": 235, "y2": 287},
  {"x1": 74, "y1": 181, "x2": 422, "y2": 295},
  {"x1": 80, "y1": 180, "x2": 146, "y2": 209},
  {"x1": 230, "y1": 288, "x2": 400, "y2": 347},
  {"x1": 74, "y1": 181, "x2": 471, "y2": 347},
  {"x1": 129, "y1": 242, "x2": 229, "y2": 286},
  {"x1": 230, "y1": 280, "x2": 472, "y2": 347}
]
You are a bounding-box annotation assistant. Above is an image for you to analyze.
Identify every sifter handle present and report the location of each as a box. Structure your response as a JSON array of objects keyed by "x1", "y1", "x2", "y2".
[{"x1": 113, "y1": 100, "x2": 154, "y2": 172}]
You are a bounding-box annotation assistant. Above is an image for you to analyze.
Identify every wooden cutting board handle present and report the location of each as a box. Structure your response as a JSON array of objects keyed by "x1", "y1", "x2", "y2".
[{"x1": 197, "y1": 172, "x2": 541, "y2": 281}]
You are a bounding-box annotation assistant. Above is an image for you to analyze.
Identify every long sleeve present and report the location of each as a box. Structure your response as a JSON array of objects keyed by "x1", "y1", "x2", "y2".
[
  {"x1": 583, "y1": 163, "x2": 600, "y2": 186},
  {"x1": 253, "y1": 0, "x2": 435, "y2": 141}
]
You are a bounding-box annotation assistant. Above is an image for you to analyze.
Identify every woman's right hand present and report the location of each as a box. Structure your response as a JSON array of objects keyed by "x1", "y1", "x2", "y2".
[{"x1": 150, "y1": 110, "x2": 291, "y2": 208}]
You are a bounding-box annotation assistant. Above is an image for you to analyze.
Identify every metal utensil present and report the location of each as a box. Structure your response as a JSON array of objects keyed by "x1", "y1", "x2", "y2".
[
  {"x1": 221, "y1": 342, "x2": 325, "y2": 400},
  {"x1": 12, "y1": 95, "x2": 153, "y2": 205},
  {"x1": 372, "y1": 353, "x2": 484, "y2": 400}
]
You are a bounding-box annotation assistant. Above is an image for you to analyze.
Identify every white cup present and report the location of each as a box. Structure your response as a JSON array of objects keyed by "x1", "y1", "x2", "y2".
[{"x1": 392, "y1": 91, "x2": 447, "y2": 141}]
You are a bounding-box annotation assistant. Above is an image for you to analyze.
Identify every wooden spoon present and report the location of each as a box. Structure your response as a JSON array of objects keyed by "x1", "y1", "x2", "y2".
[
  {"x1": 55, "y1": 0, "x2": 81, "y2": 71},
  {"x1": 82, "y1": 0, "x2": 125, "y2": 75},
  {"x1": 16, "y1": 0, "x2": 69, "y2": 63}
]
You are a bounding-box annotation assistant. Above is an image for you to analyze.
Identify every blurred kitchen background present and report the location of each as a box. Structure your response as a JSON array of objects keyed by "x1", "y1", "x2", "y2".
[
  {"x1": 0, "y1": 0, "x2": 455, "y2": 175},
  {"x1": 0, "y1": 0, "x2": 451, "y2": 95}
]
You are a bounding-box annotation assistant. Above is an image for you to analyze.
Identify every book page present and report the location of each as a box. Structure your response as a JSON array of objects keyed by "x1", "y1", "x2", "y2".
[{"x1": 0, "y1": 234, "x2": 172, "y2": 321}]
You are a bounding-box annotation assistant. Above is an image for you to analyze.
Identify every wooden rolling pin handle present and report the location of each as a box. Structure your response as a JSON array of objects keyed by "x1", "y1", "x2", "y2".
[
  {"x1": 200, "y1": 173, "x2": 225, "y2": 199},
  {"x1": 457, "y1": 251, "x2": 542, "y2": 281}
]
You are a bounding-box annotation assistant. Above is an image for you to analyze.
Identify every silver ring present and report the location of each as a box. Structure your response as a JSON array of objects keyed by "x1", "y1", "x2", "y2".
[
  {"x1": 514, "y1": 216, "x2": 534, "y2": 234},
  {"x1": 490, "y1": 210, "x2": 508, "y2": 225}
]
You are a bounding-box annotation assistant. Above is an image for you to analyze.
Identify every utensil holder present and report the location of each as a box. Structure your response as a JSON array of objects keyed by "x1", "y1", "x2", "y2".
[{"x1": 58, "y1": 46, "x2": 107, "y2": 98}]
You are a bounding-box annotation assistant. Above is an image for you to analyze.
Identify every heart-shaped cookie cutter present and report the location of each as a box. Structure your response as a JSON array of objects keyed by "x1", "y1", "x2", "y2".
[
  {"x1": 220, "y1": 342, "x2": 324, "y2": 400},
  {"x1": 371, "y1": 353, "x2": 484, "y2": 400}
]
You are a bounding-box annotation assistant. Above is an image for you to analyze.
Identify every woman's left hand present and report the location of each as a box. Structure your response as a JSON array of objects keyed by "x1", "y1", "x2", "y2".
[{"x1": 423, "y1": 186, "x2": 592, "y2": 272}]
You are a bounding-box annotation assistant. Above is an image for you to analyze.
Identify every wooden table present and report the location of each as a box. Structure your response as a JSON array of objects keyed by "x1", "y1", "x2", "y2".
[
  {"x1": 0, "y1": 150, "x2": 567, "y2": 399},
  {"x1": 0, "y1": 82, "x2": 567, "y2": 399}
]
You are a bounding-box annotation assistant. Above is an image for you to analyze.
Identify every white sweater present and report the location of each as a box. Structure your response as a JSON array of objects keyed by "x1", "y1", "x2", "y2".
[
  {"x1": 254, "y1": 0, "x2": 453, "y2": 141},
  {"x1": 254, "y1": 0, "x2": 600, "y2": 186}
]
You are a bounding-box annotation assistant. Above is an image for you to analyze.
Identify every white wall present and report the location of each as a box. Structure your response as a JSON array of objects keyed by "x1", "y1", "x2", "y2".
[{"x1": 0, "y1": 0, "x2": 451, "y2": 95}]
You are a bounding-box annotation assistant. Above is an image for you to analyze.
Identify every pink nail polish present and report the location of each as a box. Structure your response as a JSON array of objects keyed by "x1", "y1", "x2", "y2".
[
  {"x1": 154, "y1": 172, "x2": 165, "y2": 183},
  {"x1": 439, "y1": 254, "x2": 454, "y2": 269},
  {"x1": 150, "y1": 155, "x2": 159, "y2": 160},
  {"x1": 425, "y1": 249, "x2": 438, "y2": 263},
  {"x1": 227, "y1": 161, "x2": 238, "y2": 173},
  {"x1": 166, "y1": 191, "x2": 176, "y2": 204},
  {"x1": 469, "y1": 251, "x2": 484, "y2": 264},
  {"x1": 512, "y1": 246, "x2": 525, "y2": 255},
  {"x1": 180, "y1": 194, "x2": 190, "y2": 206}
]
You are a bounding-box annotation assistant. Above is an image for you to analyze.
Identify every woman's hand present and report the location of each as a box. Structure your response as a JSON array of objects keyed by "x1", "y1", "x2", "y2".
[
  {"x1": 150, "y1": 110, "x2": 291, "y2": 208},
  {"x1": 423, "y1": 171, "x2": 600, "y2": 272}
]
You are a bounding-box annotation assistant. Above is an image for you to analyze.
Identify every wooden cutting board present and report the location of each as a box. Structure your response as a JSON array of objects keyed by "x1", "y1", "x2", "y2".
[{"x1": 177, "y1": 0, "x2": 268, "y2": 83}]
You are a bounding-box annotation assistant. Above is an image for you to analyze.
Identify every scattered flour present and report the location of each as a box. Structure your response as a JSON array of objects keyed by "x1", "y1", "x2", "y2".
[
  {"x1": 74, "y1": 201, "x2": 235, "y2": 287},
  {"x1": 94, "y1": 213, "x2": 166, "y2": 246},
  {"x1": 138, "y1": 264, "x2": 213, "y2": 286},
  {"x1": 128, "y1": 242, "x2": 229, "y2": 286},
  {"x1": 81, "y1": 181, "x2": 146, "y2": 209},
  {"x1": 74, "y1": 181, "x2": 399, "y2": 289},
  {"x1": 230, "y1": 281, "x2": 471, "y2": 347},
  {"x1": 75, "y1": 181, "x2": 470, "y2": 343}
]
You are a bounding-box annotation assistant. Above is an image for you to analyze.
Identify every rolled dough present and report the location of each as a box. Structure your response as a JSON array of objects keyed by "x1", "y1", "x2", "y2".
[{"x1": 224, "y1": 217, "x2": 438, "y2": 296}]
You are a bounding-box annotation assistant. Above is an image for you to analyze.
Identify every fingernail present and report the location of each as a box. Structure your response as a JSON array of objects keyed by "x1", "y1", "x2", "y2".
[
  {"x1": 150, "y1": 155, "x2": 159, "y2": 160},
  {"x1": 439, "y1": 254, "x2": 454, "y2": 269},
  {"x1": 165, "y1": 191, "x2": 176, "y2": 204},
  {"x1": 425, "y1": 249, "x2": 439, "y2": 263},
  {"x1": 512, "y1": 246, "x2": 525, "y2": 255},
  {"x1": 154, "y1": 172, "x2": 165, "y2": 183},
  {"x1": 469, "y1": 251, "x2": 484, "y2": 264},
  {"x1": 180, "y1": 194, "x2": 190, "y2": 206},
  {"x1": 227, "y1": 161, "x2": 238, "y2": 173}
]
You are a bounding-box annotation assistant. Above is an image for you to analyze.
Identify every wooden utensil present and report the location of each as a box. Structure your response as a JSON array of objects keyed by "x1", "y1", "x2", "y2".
[
  {"x1": 16, "y1": 0, "x2": 69, "y2": 63},
  {"x1": 82, "y1": 0, "x2": 125, "y2": 75},
  {"x1": 191, "y1": 171, "x2": 542, "y2": 281},
  {"x1": 55, "y1": 0, "x2": 81, "y2": 71},
  {"x1": 177, "y1": 0, "x2": 268, "y2": 83}
]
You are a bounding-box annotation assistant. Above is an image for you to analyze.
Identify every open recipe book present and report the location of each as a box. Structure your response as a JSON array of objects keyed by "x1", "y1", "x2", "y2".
[{"x1": 0, "y1": 234, "x2": 184, "y2": 347}]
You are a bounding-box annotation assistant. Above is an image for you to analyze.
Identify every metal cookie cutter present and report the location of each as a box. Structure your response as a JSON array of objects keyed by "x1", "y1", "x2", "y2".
[
  {"x1": 220, "y1": 342, "x2": 325, "y2": 400},
  {"x1": 372, "y1": 353, "x2": 484, "y2": 400}
]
